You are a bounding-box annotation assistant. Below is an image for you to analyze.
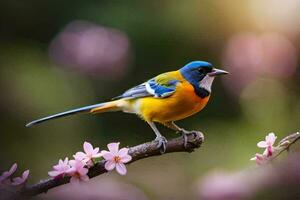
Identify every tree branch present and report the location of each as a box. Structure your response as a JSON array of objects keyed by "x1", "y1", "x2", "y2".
[
  {"x1": 271, "y1": 132, "x2": 300, "y2": 160},
  {"x1": 20, "y1": 132, "x2": 204, "y2": 198}
]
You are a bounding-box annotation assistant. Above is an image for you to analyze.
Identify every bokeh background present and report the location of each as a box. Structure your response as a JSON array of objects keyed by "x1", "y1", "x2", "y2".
[{"x1": 0, "y1": 0, "x2": 299, "y2": 199}]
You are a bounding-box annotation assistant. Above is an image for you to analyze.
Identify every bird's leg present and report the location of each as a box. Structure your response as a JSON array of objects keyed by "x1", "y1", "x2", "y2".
[
  {"x1": 163, "y1": 122, "x2": 203, "y2": 149},
  {"x1": 163, "y1": 122, "x2": 189, "y2": 148},
  {"x1": 147, "y1": 121, "x2": 167, "y2": 154}
]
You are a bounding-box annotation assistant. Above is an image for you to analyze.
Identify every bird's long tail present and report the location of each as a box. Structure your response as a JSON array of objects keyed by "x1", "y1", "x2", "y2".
[{"x1": 26, "y1": 100, "x2": 122, "y2": 127}]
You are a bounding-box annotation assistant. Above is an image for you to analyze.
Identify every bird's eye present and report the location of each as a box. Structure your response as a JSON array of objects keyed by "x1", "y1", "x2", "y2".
[
  {"x1": 197, "y1": 68, "x2": 211, "y2": 74},
  {"x1": 198, "y1": 68, "x2": 205, "y2": 73}
]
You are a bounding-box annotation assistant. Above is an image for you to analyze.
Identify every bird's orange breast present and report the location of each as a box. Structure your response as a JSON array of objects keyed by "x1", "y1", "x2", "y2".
[{"x1": 137, "y1": 81, "x2": 210, "y2": 123}]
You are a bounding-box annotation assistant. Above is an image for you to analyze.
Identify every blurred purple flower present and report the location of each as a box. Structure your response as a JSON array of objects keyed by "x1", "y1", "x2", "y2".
[
  {"x1": 73, "y1": 141, "x2": 102, "y2": 167},
  {"x1": 101, "y1": 142, "x2": 132, "y2": 175},
  {"x1": 45, "y1": 176, "x2": 148, "y2": 200},
  {"x1": 198, "y1": 171, "x2": 251, "y2": 200},
  {"x1": 0, "y1": 163, "x2": 17, "y2": 185},
  {"x1": 11, "y1": 170, "x2": 30, "y2": 186},
  {"x1": 48, "y1": 157, "x2": 71, "y2": 179},
  {"x1": 49, "y1": 20, "x2": 131, "y2": 78},
  {"x1": 222, "y1": 32, "x2": 297, "y2": 95},
  {"x1": 0, "y1": 163, "x2": 29, "y2": 186}
]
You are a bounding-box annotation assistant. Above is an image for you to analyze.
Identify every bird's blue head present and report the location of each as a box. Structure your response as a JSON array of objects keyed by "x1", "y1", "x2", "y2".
[
  {"x1": 180, "y1": 61, "x2": 213, "y2": 79},
  {"x1": 179, "y1": 61, "x2": 228, "y2": 97}
]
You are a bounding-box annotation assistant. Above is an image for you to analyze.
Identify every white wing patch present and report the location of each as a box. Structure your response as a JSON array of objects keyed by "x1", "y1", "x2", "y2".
[
  {"x1": 145, "y1": 82, "x2": 156, "y2": 96},
  {"x1": 114, "y1": 78, "x2": 177, "y2": 100}
]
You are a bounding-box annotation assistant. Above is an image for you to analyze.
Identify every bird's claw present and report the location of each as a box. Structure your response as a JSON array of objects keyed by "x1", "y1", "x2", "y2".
[
  {"x1": 177, "y1": 129, "x2": 204, "y2": 150},
  {"x1": 155, "y1": 136, "x2": 167, "y2": 154}
]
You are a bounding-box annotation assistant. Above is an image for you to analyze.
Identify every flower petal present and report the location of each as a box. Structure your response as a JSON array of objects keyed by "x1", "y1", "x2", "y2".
[
  {"x1": 9, "y1": 163, "x2": 18, "y2": 175},
  {"x1": 22, "y1": 170, "x2": 30, "y2": 180},
  {"x1": 75, "y1": 160, "x2": 85, "y2": 169},
  {"x1": 120, "y1": 155, "x2": 132, "y2": 163},
  {"x1": 70, "y1": 176, "x2": 79, "y2": 184},
  {"x1": 63, "y1": 157, "x2": 69, "y2": 165},
  {"x1": 263, "y1": 146, "x2": 274, "y2": 157},
  {"x1": 118, "y1": 148, "x2": 129, "y2": 157},
  {"x1": 48, "y1": 171, "x2": 61, "y2": 177},
  {"x1": 74, "y1": 152, "x2": 86, "y2": 161},
  {"x1": 256, "y1": 153, "x2": 264, "y2": 160},
  {"x1": 0, "y1": 175, "x2": 6, "y2": 182},
  {"x1": 85, "y1": 160, "x2": 94, "y2": 167},
  {"x1": 0, "y1": 163, "x2": 17, "y2": 181},
  {"x1": 116, "y1": 163, "x2": 127, "y2": 175},
  {"x1": 53, "y1": 164, "x2": 61, "y2": 171},
  {"x1": 11, "y1": 177, "x2": 23, "y2": 185},
  {"x1": 257, "y1": 141, "x2": 267, "y2": 148},
  {"x1": 81, "y1": 175, "x2": 89, "y2": 182},
  {"x1": 78, "y1": 167, "x2": 88, "y2": 175},
  {"x1": 107, "y1": 142, "x2": 119, "y2": 154},
  {"x1": 102, "y1": 151, "x2": 114, "y2": 160},
  {"x1": 104, "y1": 161, "x2": 116, "y2": 171},
  {"x1": 58, "y1": 159, "x2": 64, "y2": 166},
  {"x1": 251, "y1": 153, "x2": 267, "y2": 165},
  {"x1": 266, "y1": 133, "x2": 277, "y2": 145},
  {"x1": 83, "y1": 142, "x2": 94, "y2": 154},
  {"x1": 66, "y1": 167, "x2": 76, "y2": 175},
  {"x1": 11, "y1": 170, "x2": 29, "y2": 185},
  {"x1": 68, "y1": 160, "x2": 77, "y2": 167},
  {"x1": 0, "y1": 173, "x2": 8, "y2": 182},
  {"x1": 92, "y1": 147, "x2": 100, "y2": 155}
]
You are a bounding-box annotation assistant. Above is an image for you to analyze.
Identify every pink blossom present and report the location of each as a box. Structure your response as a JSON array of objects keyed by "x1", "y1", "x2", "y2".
[
  {"x1": 265, "y1": 145, "x2": 274, "y2": 157},
  {"x1": 11, "y1": 170, "x2": 30, "y2": 186},
  {"x1": 101, "y1": 142, "x2": 132, "y2": 175},
  {"x1": 66, "y1": 160, "x2": 89, "y2": 184},
  {"x1": 73, "y1": 141, "x2": 102, "y2": 166},
  {"x1": 0, "y1": 163, "x2": 29, "y2": 186},
  {"x1": 250, "y1": 153, "x2": 268, "y2": 165},
  {"x1": 257, "y1": 133, "x2": 277, "y2": 156},
  {"x1": 0, "y1": 163, "x2": 17, "y2": 184},
  {"x1": 48, "y1": 157, "x2": 70, "y2": 178}
]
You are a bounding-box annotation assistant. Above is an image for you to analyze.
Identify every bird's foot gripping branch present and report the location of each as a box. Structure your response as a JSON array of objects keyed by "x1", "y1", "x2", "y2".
[{"x1": 0, "y1": 132, "x2": 204, "y2": 199}]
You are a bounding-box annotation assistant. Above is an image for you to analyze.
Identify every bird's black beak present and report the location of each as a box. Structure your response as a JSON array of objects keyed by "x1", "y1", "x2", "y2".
[{"x1": 208, "y1": 68, "x2": 229, "y2": 77}]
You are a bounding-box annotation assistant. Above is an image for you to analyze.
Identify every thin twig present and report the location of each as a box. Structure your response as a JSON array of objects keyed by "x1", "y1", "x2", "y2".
[
  {"x1": 271, "y1": 132, "x2": 300, "y2": 160},
  {"x1": 19, "y1": 132, "x2": 204, "y2": 198}
]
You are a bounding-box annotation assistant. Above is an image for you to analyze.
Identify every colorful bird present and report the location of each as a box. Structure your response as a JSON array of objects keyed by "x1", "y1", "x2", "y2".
[{"x1": 26, "y1": 61, "x2": 228, "y2": 153}]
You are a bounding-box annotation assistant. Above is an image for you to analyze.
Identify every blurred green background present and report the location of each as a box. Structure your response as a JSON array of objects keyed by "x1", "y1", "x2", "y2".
[{"x1": 0, "y1": 0, "x2": 299, "y2": 199}]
